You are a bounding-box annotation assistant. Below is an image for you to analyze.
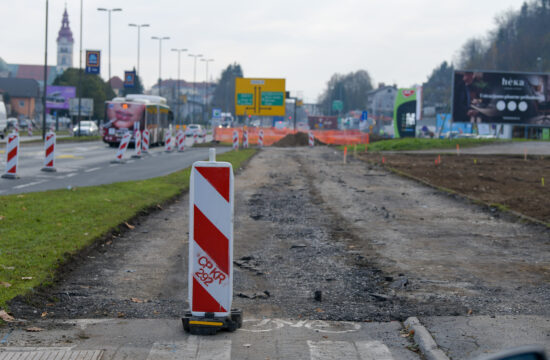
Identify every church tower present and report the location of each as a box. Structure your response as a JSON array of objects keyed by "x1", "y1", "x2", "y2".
[{"x1": 56, "y1": 7, "x2": 74, "y2": 72}]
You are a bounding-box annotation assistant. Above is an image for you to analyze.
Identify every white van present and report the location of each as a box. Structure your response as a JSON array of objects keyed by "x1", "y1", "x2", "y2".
[{"x1": 0, "y1": 101, "x2": 7, "y2": 139}]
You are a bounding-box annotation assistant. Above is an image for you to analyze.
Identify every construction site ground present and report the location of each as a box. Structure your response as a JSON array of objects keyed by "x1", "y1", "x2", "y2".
[{"x1": 2, "y1": 146, "x2": 549, "y2": 359}]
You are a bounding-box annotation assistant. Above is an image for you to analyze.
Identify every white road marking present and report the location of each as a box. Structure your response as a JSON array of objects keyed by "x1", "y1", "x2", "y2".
[
  {"x1": 12, "y1": 180, "x2": 47, "y2": 190},
  {"x1": 308, "y1": 340, "x2": 358, "y2": 360},
  {"x1": 65, "y1": 173, "x2": 77, "y2": 178},
  {"x1": 147, "y1": 338, "x2": 231, "y2": 360},
  {"x1": 84, "y1": 167, "x2": 101, "y2": 173},
  {"x1": 0, "y1": 349, "x2": 102, "y2": 360},
  {"x1": 308, "y1": 341, "x2": 394, "y2": 360},
  {"x1": 356, "y1": 341, "x2": 394, "y2": 360}
]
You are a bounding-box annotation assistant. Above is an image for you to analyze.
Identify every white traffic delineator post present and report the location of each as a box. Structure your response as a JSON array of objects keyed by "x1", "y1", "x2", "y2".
[
  {"x1": 177, "y1": 130, "x2": 186, "y2": 152},
  {"x1": 142, "y1": 129, "x2": 150, "y2": 154},
  {"x1": 111, "y1": 133, "x2": 131, "y2": 163},
  {"x1": 232, "y1": 131, "x2": 239, "y2": 150},
  {"x1": 258, "y1": 129, "x2": 264, "y2": 148},
  {"x1": 243, "y1": 130, "x2": 249, "y2": 149},
  {"x1": 41, "y1": 131, "x2": 57, "y2": 172},
  {"x1": 183, "y1": 148, "x2": 242, "y2": 335},
  {"x1": 2, "y1": 132, "x2": 20, "y2": 179},
  {"x1": 308, "y1": 131, "x2": 314, "y2": 147},
  {"x1": 132, "y1": 129, "x2": 142, "y2": 159},
  {"x1": 165, "y1": 131, "x2": 173, "y2": 152},
  {"x1": 27, "y1": 123, "x2": 32, "y2": 137}
]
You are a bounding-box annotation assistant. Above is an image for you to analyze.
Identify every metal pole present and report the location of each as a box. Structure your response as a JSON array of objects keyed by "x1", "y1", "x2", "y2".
[
  {"x1": 193, "y1": 56, "x2": 197, "y2": 121},
  {"x1": 177, "y1": 50, "x2": 181, "y2": 125},
  {"x1": 77, "y1": 0, "x2": 83, "y2": 136},
  {"x1": 137, "y1": 26, "x2": 141, "y2": 76},
  {"x1": 159, "y1": 39, "x2": 162, "y2": 95},
  {"x1": 42, "y1": 0, "x2": 48, "y2": 140},
  {"x1": 108, "y1": 10, "x2": 111, "y2": 82}
]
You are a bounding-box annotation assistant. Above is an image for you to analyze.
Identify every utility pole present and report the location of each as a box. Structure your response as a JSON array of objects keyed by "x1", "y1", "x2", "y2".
[
  {"x1": 151, "y1": 36, "x2": 170, "y2": 96},
  {"x1": 42, "y1": 0, "x2": 48, "y2": 140},
  {"x1": 188, "y1": 54, "x2": 202, "y2": 122},
  {"x1": 97, "y1": 7, "x2": 122, "y2": 82},
  {"x1": 128, "y1": 23, "x2": 149, "y2": 77},
  {"x1": 77, "y1": 0, "x2": 83, "y2": 136},
  {"x1": 171, "y1": 48, "x2": 187, "y2": 126}
]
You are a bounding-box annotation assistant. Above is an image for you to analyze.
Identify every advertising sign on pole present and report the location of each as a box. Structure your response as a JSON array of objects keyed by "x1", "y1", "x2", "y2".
[
  {"x1": 85, "y1": 50, "x2": 101, "y2": 74},
  {"x1": 452, "y1": 70, "x2": 550, "y2": 125},
  {"x1": 212, "y1": 108, "x2": 222, "y2": 119},
  {"x1": 332, "y1": 100, "x2": 343, "y2": 111},
  {"x1": 124, "y1": 71, "x2": 136, "y2": 88},
  {"x1": 235, "y1": 78, "x2": 286, "y2": 116},
  {"x1": 46, "y1": 86, "x2": 76, "y2": 110}
]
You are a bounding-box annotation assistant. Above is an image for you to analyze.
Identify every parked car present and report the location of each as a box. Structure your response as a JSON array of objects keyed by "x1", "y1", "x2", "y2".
[
  {"x1": 185, "y1": 124, "x2": 205, "y2": 137},
  {"x1": 73, "y1": 121, "x2": 99, "y2": 136}
]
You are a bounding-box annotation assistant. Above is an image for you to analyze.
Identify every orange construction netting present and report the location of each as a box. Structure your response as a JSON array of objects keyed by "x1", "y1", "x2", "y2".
[{"x1": 213, "y1": 128, "x2": 369, "y2": 146}]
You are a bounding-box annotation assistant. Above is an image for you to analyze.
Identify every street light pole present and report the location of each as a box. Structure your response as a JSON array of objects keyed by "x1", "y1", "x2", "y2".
[
  {"x1": 128, "y1": 23, "x2": 149, "y2": 77},
  {"x1": 42, "y1": 0, "x2": 48, "y2": 140},
  {"x1": 151, "y1": 36, "x2": 170, "y2": 97},
  {"x1": 97, "y1": 8, "x2": 122, "y2": 82},
  {"x1": 77, "y1": 0, "x2": 83, "y2": 136},
  {"x1": 171, "y1": 48, "x2": 187, "y2": 126},
  {"x1": 200, "y1": 58, "x2": 213, "y2": 123},
  {"x1": 188, "y1": 54, "x2": 202, "y2": 122}
]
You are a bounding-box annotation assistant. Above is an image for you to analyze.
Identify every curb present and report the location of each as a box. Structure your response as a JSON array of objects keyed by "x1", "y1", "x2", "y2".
[{"x1": 404, "y1": 317, "x2": 449, "y2": 360}]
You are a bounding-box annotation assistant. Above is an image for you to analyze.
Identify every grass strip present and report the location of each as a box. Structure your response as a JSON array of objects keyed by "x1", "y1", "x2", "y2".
[
  {"x1": 339, "y1": 138, "x2": 501, "y2": 152},
  {"x1": 0, "y1": 148, "x2": 256, "y2": 310}
]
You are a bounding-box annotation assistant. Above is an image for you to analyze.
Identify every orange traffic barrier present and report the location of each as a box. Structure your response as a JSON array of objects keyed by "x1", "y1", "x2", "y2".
[{"x1": 214, "y1": 128, "x2": 369, "y2": 146}]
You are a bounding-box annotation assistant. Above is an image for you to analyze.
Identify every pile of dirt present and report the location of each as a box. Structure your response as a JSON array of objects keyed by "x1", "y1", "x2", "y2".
[{"x1": 272, "y1": 132, "x2": 325, "y2": 147}]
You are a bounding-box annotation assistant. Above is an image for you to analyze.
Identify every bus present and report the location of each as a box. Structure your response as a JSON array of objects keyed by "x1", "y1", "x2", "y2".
[{"x1": 103, "y1": 94, "x2": 174, "y2": 147}]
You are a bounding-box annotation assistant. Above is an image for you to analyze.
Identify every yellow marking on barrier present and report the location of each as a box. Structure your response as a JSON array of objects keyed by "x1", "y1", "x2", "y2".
[
  {"x1": 189, "y1": 321, "x2": 224, "y2": 326},
  {"x1": 56, "y1": 155, "x2": 84, "y2": 159},
  {"x1": 0, "y1": 150, "x2": 4, "y2": 154}
]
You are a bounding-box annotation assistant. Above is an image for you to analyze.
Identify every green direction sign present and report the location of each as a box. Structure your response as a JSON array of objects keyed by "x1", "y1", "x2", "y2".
[
  {"x1": 543, "y1": 128, "x2": 550, "y2": 141},
  {"x1": 237, "y1": 93, "x2": 253, "y2": 106},
  {"x1": 261, "y1": 92, "x2": 284, "y2": 106},
  {"x1": 332, "y1": 100, "x2": 343, "y2": 111}
]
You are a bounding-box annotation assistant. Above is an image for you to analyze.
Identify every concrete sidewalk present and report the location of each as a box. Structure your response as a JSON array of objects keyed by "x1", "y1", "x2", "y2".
[{"x1": 419, "y1": 315, "x2": 550, "y2": 359}]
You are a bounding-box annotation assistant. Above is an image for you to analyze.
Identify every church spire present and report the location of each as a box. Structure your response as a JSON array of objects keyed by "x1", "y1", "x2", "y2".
[{"x1": 57, "y1": 5, "x2": 74, "y2": 43}]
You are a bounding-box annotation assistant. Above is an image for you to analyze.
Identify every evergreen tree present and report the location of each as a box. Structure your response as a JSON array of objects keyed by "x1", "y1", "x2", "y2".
[{"x1": 211, "y1": 63, "x2": 244, "y2": 115}]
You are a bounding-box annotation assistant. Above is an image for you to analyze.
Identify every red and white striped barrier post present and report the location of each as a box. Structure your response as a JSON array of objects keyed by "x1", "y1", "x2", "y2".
[
  {"x1": 243, "y1": 130, "x2": 249, "y2": 149},
  {"x1": 177, "y1": 130, "x2": 186, "y2": 152},
  {"x1": 165, "y1": 131, "x2": 173, "y2": 152},
  {"x1": 27, "y1": 122, "x2": 33, "y2": 137},
  {"x1": 111, "y1": 133, "x2": 131, "y2": 163},
  {"x1": 2, "y1": 132, "x2": 20, "y2": 179},
  {"x1": 308, "y1": 131, "x2": 314, "y2": 147},
  {"x1": 232, "y1": 130, "x2": 239, "y2": 150},
  {"x1": 193, "y1": 132, "x2": 198, "y2": 145},
  {"x1": 41, "y1": 131, "x2": 56, "y2": 172},
  {"x1": 142, "y1": 129, "x2": 150, "y2": 154},
  {"x1": 132, "y1": 129, "x2": 142, "y2": 159},
  {"x1": 258, "y1": 129, "x2": 264, "y2": 148},
  {"x1": 183, "y1": 148, "x2": 242, "y2": 334}
]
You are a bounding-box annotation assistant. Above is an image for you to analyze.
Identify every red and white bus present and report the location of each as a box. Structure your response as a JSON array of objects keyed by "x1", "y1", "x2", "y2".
[{"x1": 103, "y1": 95, "x2": 174, "y2": 147}]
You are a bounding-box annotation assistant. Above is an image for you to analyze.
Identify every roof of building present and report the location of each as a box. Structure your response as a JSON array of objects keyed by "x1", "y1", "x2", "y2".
[
  {"x1": 0, "y1": 78, "x2": 40, "y2": 98},
  {"x1": 57, "y1": 8, "x2": 74, "y2": 43},
  {"x1": 4, "y1": 64, "x2": 59, "y2": 87},
  {"x1": 109, "y1": 76, "x2": 124, "y2": 90}
]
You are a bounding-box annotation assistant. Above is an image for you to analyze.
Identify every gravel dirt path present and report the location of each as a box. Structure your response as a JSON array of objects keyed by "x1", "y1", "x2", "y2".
[{"x1": 9, "y1": 147, "x2": 550, "y2": 324}]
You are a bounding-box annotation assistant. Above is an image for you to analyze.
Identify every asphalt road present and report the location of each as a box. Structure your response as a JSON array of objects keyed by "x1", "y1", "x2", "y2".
[{"x1": 0, "y1": 138, "x2": 228, "y2": 195}]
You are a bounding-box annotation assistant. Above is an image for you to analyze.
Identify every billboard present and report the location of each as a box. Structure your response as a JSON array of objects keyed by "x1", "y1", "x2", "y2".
[
  {"x1": 393, "y1": 88, "x2": 418, "y2": 138},
  {"x1": 453, "y1": 70, "x2": 550, "y2": 125},
  {"x1": 69, "y1": 98, "x2": 94, "y2": 117},
  {"x1": 235, "y1": 78, "x2": 286, "y2": 116},
  {"x1": 46, "y1": 86, "x2": 76, "y2": 110}
]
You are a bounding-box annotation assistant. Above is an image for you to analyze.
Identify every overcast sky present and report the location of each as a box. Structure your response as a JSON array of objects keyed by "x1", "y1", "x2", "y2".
[{"x1": 3, "y1": 0, "x2": 523, "y2": 102}]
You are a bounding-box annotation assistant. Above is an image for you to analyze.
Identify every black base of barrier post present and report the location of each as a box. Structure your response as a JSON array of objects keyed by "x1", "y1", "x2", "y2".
[{"x1": 182, "y1": 309, "x2": 242, "y2": 335}]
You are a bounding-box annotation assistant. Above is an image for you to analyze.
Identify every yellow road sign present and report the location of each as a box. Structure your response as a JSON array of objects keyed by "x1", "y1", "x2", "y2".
[{"x1": 235, "y1": 78, "x2": 286, "y2": 116}]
